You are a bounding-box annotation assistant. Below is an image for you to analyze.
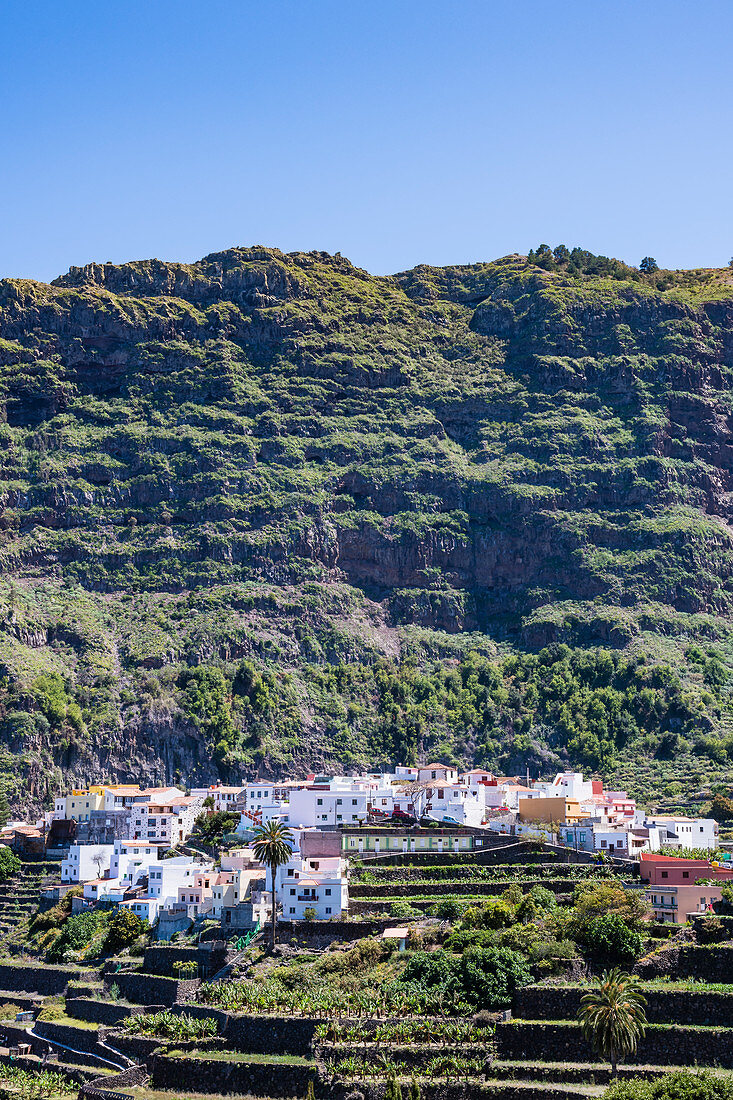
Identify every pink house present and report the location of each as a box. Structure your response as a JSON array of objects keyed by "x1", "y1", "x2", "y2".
[
  {"x1": 640, "y1": 853, "x2": 733, "y2": 886},
  {"x1": 647, "y1": 882, "x2": 724, "y2": 924}
]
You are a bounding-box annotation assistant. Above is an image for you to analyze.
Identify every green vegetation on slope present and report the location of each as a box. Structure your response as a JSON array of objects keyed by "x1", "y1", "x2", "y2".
[{"x1": 1, "y1": 245, "x2": 733, "y2": 805}]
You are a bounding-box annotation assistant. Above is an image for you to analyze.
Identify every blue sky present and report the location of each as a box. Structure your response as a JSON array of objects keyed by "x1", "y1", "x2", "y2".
[{"x1": 2, "y1": 0, "x2": 731, "y2": 282}]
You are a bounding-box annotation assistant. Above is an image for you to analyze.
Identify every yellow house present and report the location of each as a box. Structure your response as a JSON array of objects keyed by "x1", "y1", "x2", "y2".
[
  {"x1": 65, "y1": 789, "x2": 105, "y2": 822},
  {"x1": 518, "y1": 796, "x2": 582, "y2": 825}
]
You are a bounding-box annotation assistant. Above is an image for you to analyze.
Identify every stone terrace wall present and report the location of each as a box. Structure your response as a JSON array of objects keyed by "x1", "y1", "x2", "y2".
[
  {"x1": 152, "y1": 1058, "x2": 581, "y2": 1100},
  {"x1": 151, "y1": 1053, "x2": 315, "y2": 1097},
  {"x1": 110, "y1": 972, "x2": 198, "y2": 1006},
  {"x1": 66, "y1": 998, "x2": 144, "y2": 1026},
  {"x1": 0, "y1": 964, "x2": 97, "y2": 995},
  {"x1": 350, "y1": 878, "x2": 581, "y2": 899},
  {"x1": 635, "y1": 945, "x2": 733, "y2": 981},
  {"x1": 497, "y1": 1020, "x2": 733, "y2": 1066},
  {"x1": 226, "y1": 1014, "x2": 320, "y2": 1055},
  {"x1": 34, "y1": 1020, "x2": 103, "y2": 1056},
  {"x1": 516, "y1": 984, "x2": 733, "y2": 1026},
  {"x1": 275, "y1": 919, "x2": 391, "y2": 945},
  {"x1": 142, "y1": 946, "x2": 200, "y2": 975}
]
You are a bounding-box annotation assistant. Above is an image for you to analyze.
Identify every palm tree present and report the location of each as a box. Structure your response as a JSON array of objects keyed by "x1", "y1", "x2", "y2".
[
  {"x1": 252, "y1": 819, "x2": 294, "y2": 949},
  {"x1": 577, "y1": 968, "x2": 647, "y2": 1077}
]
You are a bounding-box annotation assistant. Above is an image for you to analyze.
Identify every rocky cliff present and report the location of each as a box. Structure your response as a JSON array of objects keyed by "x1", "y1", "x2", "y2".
[{"x1": 2, "y1": 246, "x2": 733, "y2": 809}]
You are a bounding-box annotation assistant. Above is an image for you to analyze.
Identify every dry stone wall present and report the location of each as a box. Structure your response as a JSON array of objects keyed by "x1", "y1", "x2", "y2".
[
  {"x1": 516, "y1": 983, "x2": 733, "y2": 1026},
  {"x1": 497, "y1": 1020, "x2": 733, "y2": 1066}
]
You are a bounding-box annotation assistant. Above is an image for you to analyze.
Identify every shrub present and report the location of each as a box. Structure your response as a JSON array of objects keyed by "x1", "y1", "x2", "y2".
[
  {"x1": 390, "y1": 901, "x2": 422, "y2": 920},
  {"x1": 47, "y1": 910, "x2": 105, "y2": 962},
  {"x1": 576, "y1": 914, "x2": 643, "y2": 965},
  {"x1": 528, "y1": 884, "x2": 557, "y2": 910},
  {"x1": 696, "y1": 917, "x2": 727, "y2": 944},
  {"x1": 172, "y1": 959, "x2": 198, "y2": 977},
  {"x1": 400, "y1": 945, "x2": 531, "y2": 1009},
  {"x1": 105, "y1": 908, "x2": 145, "y2": 951},
  {"x1": 603, "y1": 1068, "x2": 733, "y2": 1099},
  {"x1": 0, "y1": 846, "x2": 20, "y2": 881},
  {"x1": 572, "y1": 881, "x2": 647, "y2": 928},
  {"x1": 193, "y1": 810, "x2": 240, "y2": 841}
]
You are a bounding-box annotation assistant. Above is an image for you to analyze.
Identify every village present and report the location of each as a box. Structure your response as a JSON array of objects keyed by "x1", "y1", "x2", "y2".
[
  {"x1": 0, "y1": 766, "x2": 726, "y2": 937},
  {"x1": 0, "y1": 767, "x2": 732, "y2": 1100}
]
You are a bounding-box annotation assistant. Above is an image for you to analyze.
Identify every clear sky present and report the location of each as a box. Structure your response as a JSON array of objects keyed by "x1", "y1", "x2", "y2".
[{"x1": 2, "y1": 0, "x2": 732, "y2": 283}]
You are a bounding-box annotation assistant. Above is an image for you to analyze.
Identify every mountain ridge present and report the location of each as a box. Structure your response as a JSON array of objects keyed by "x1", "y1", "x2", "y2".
[{"x1": 2, "y1": 245, "x2": 733, "y2": 811}]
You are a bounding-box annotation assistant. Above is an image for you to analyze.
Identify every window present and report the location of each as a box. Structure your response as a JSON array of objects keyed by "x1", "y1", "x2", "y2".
[
  {"x1": 352, "y1": 799, "x2": 357, "y2": 806},
  {"x1": 325, "y1": 888, "x2": 331, "y2": 896},
  {"x1": 325, "y1": 907, "x2": 331, "y2": 915},
  {"x1": 661, "y1": 871, "x2": 668, "y2": 879},
  {"x1": 289, "y1": 907, "x2": 295, "y2": 914},
  {"x1": 683, "y1": 871, "x2": 689, "y2": 879},
  {"x1": 290, "y1": 888, "x2": 295, "y2": 896},
  {"x1": 336, "y1": 799, "x2": 342, "y2": 806}
]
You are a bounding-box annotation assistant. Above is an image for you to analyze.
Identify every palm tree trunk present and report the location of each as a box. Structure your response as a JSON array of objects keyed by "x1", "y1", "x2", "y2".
[
  {"x1": 271, "y1": 866, "x2": 277, "y2": 949},
  {"x1": 611, "y1": 1054, "x2": 617, "y2": 1079}
]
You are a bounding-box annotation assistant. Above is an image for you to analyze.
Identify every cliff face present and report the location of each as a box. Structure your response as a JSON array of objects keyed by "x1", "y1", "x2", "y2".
[{"x1": 2, "y1": 246, "x2": 733, "y2": 808}]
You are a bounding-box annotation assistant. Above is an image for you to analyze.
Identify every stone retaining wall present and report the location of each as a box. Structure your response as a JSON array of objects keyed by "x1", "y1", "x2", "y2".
[
  {"x1": 0, "y1": 964, "x2": 97, "y2": 995},
  {"x1": 350, "y1": 878, "x2": 580, "y2": 899},
  {"x1": 66, "y1": 999, "x2": 143, "y2": 1026},
  {"x1": 226, "y1": 1014, "x2": 320, "y2": 1054},
  {"x1": 34, "y1": 1020, "x2": 102, "y2": 1056},
  {"x1": 151, "y1": 1053, "x2": 315, "y2": 1097},
  {"x1": 80, "y1": 1063, "x2": 150, "y2": 1099},
  {"x1": 109, "y1": 972, "x2": 198, "y2": 1006},
  {"x1": 635, "y1": 945, "x2": 733, "y2": 981},
  {"x1": 275, "y1": 919, "x2": 390, "y2": 943},
  {"x1": 497, "y1": 1019, "x2": 733, "y2": 1066},
  {"x1": 515, "y1": 983, "x2": 733, "y2": 1026},
  {"x1": 142, "y1": 946, "x2": 200, "y2": 975},
  {"x1": 99, "y1": 1030, "x2": 162, "y2": 1059}
]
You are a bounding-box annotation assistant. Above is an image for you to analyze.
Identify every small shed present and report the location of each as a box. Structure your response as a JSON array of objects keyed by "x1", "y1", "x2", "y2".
[{"x1": 382, "y1": 927, "x2": 409, "y2": 952}]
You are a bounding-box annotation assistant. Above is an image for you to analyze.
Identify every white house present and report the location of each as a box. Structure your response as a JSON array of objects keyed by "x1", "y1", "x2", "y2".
[
  {"x1": 120, "y1": 896, "x2": 163, "y2": 923},
  {"x1": 534, "y1": 772, "x2": 594, "y2": 803},
  {"x1": 147, "y1": 856, "x2": 210, "y2": 905},
  {"x1": 61, "y1": 843, "x2": 114, "y2": 884},
  {"x1": 190, "y1": 785, "x2": 245, "y2": 813},
  {"x1": 643, "y1": 815, "x2": 717, "y2": 851},
  {"x1": 110, "y1": 839, "x2": 166, "y2": 888},
  {"x1": 410, "y1": 783, "x2": 485, "y2": 827},
  {"x1": 560, "y1": 822, "x2": 666, "y2": 856},
  {"x1": 418, "y1": 763, "x2": 459, "y2": 784},
  {"x1": 268, "y1": 853, "x2": 348, "y2": 921},
  {"x1": 287, "y1": 787, "x2": 369, "y2": 828},
  {"x1": 129, "y1": 795, "x2": 204, "y2": 846}
]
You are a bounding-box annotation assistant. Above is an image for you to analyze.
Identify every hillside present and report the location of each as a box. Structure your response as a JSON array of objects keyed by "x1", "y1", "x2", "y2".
[{"x1": 2, "y1": 244, "x2": 733, "y2": 810}]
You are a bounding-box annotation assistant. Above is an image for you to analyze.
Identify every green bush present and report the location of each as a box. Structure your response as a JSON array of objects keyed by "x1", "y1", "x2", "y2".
[
  {"x1": 696, "y1": 917, "x2": 727, "y2": 944},
  {"x1": 399, "y1": 946, "x2": 531, "y2": 1009},
  {"x1": 105, "y1": 908, "x2": 145, "y2": 951},
  {"x1": 0, "y1": 846, "x2": 20, "y2": 881},
  {"x1": 604, "y1": 1069, "x2": 733, "y2": 1099},
  {"x1": 172, "y1": 959, "x2": 198, "y2": 978},
  {"x1": 389, "y1": 901, "x2": 422, "y2": 920},
  {"x1": 47, "y1": 910, "x2": 106, "y2": 962},
  {"x1": 575, "y1": 913, "x2": 643, "y2": 965}
]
